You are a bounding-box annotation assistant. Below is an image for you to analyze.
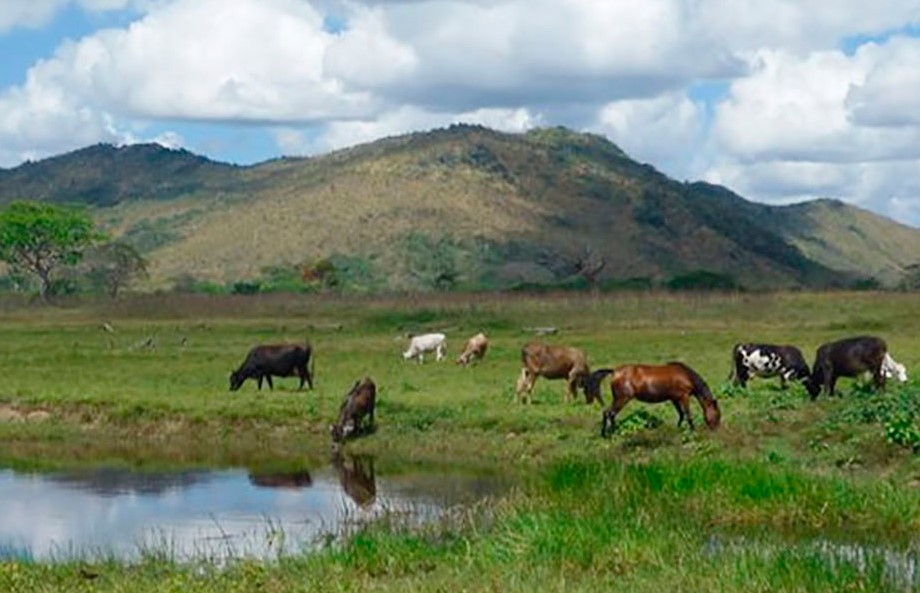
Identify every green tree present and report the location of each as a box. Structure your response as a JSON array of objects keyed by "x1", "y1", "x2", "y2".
[
  {"x1": 85, "y1": 241, "x2": 148, "y2": 298},
  {"x1": 0, "y1": 201, "x2": 103, "y2": 299}
]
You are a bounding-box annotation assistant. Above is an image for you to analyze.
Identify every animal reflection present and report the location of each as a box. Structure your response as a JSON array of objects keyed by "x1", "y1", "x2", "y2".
[
  {"x1": 586, "y1": 362, "x2": 721, "y2": 437},
  {"x1": 247, "y1": 470, "x2": 313, "y2": 489},
  {"x1": 332, "y1": 454, "x2": 376, "y2": 508}
]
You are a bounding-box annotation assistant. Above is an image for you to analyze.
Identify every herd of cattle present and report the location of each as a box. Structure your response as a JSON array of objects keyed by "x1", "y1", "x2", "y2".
[{"x1": 229, "y1": 331, "x2": 909, "y2": 442}]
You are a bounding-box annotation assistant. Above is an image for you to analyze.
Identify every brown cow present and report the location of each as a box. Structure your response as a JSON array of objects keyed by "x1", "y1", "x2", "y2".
[
  {"x1": 331, "y1": 377, "x2": 376, "y2": 443},
  {"x1": 456, "y1": 332, "x2": 488, "y2": 366},
  {"x1": 515, "y1": 342, "x2": 593, "y2": 404}
]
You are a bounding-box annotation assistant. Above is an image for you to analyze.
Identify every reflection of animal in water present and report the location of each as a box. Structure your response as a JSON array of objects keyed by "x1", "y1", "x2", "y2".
[
  {"x1": 332, "y1": 454, "x2": 376, "y2": 508},
  {"x1": 247, "y1": 470, "x2": 313, "y2": 489},
  {"x1": 586, "y1": 362, "x2": 721, "y2": 437}
]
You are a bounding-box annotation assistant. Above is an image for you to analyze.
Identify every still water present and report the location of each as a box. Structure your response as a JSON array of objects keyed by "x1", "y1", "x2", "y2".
[{"x1": 0, "y1": 456, "x2": 505, "y2": 562}]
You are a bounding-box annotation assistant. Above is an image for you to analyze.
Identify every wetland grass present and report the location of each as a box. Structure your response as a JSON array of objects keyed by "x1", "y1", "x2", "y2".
[{"x1": 1, "y1": 291, "x2": 920, "y2": 591}]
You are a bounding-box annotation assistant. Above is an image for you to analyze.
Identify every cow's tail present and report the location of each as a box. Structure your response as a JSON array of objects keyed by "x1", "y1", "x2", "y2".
[
  {"x1": 727, "y1": 344, "x2": 740, "y2": 382},
  {"x1": 307, "y1": 338, "x2": 315, "y2": 388},
  {"x1": 584, "y1": 368, "x2": 614, "y2": 404},
  {"x1": 671, "y1": 362, "x2": 720, "y2": 429}
]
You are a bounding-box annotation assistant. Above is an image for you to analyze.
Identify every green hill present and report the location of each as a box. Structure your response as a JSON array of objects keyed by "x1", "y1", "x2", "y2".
[{"x1": 1, "y1": 125, "x2": 917, "y2": 291}]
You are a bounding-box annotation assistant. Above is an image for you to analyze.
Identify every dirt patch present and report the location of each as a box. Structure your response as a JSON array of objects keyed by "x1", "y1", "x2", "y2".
[{"x1": 0, "y1": 404, "x2": 51, "y2": 423}]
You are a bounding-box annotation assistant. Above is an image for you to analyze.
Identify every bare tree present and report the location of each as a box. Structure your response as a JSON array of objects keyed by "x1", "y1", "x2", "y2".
[{"x1": 537, "y1": 244, "x2": 606, "y2": 291}]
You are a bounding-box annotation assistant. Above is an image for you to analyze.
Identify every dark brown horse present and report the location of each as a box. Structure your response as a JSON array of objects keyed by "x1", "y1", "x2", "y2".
[{"x1": 586, "y1": 362, "x2": 721, "y2": 437}]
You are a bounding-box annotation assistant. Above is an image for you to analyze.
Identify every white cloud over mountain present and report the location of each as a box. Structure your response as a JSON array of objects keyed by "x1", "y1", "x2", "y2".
[{"x1": 1, "y1": 0, "x2": 920, "y2": 224}]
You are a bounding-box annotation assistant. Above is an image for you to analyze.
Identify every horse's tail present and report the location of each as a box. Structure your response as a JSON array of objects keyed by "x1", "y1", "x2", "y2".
[
  {"x1": 584, "y1": 368, "x2": 614, "y2": 405},
  {"x1": 670, "y1": 361, "x2": 720, "y2": 429}
]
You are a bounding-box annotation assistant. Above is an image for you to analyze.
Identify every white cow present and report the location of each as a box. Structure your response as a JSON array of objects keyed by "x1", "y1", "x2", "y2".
[
  {"x1": 402, "y1": 333, "x2": 446, "y2": 363},
  {"x1": 882, "y1": 352, "x2": 908, "y2": 383}
]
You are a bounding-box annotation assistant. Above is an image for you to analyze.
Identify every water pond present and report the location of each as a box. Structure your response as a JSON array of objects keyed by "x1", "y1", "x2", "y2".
[{"x1": 0, "y1": 455, "x2": 508, "y2": 562}]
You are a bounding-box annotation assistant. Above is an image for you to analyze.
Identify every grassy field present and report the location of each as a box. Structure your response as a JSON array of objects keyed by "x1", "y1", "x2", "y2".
[{"x1": 1, "y1": 290, "x2": 920, "y2": 591}]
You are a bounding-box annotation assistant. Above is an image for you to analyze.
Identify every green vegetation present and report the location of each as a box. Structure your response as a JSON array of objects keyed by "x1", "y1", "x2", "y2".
[
  {"x1": 0, "y1": 201, "x2": 104, "y2": 299},
  {"x1": 4, "y1": 126, "x2": 920, "y2": 291},
  {"x1": 1, "y1": 291, "x2": 919, "y2": 591}
]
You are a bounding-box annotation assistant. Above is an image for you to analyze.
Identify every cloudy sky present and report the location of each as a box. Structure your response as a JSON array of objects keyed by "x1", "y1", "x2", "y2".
[{"x1": 1, "y1": 1, "x2": 920, "y2": 225}]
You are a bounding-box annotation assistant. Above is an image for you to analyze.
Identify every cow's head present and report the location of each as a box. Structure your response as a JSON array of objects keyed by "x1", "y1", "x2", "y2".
[
  {"x1": 229, "y1": 369, "x2": 245, "y2": 391},
  {"x1": 804, "y1": 375, "x2": 821, "y2": 398},
  {"x1": 330, "y1": 422, "x2": 354, "y2": 444}
]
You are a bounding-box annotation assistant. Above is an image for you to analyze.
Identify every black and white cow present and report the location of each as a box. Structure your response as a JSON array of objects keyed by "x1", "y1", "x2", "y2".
[{"x1": 731, "y1": 343, "x2": 810, "y2": 389}]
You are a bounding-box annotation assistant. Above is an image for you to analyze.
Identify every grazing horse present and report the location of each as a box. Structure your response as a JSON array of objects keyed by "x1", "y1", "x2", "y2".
[{"x1": 587, "y1": 362, "x2": 721, "y2": 437}]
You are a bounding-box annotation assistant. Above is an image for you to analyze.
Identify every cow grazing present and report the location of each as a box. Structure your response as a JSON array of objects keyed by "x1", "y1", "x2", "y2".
[
  {"x1": 402, "y1": 333, "x2": 446, "y2": 363},
  {"x1": 731, "y1": 343, "x2": 810, "y2": 389},
  {"x1": 456, "y1": 332, "x2": 488, "y2": 366},
  {"x1": 882, "y1": 352, "x2": 908, "y2": 383},
  {"x1": 230, "y1": 342, "x2": 313, "y2": 391},
  {"x1": 515, "y1": 342, "x2": 593, "y2": 404},
  {"x1": 331, "y1": 377, "x2": 376, "y2": 443},
  {"x1": 806, "y1": 335, "x2": 887, "y2": 399}
]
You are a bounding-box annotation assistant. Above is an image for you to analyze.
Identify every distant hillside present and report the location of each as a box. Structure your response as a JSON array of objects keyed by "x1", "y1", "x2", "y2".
[{"x1": 1, "y1": 125, "x2": 917, "y2": 291}]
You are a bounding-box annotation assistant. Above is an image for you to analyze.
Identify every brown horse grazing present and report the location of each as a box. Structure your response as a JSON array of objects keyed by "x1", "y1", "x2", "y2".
[{"x1": 586, "y1": 362, "x2": 721, "y2": 437}]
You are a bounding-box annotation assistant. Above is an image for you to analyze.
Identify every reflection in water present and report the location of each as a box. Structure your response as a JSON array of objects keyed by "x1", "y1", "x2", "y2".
[
  {"x1": 247, "y1": 470, "x2": 313, "y2": 489},
  {"x1": 0, "y1": 457, "x2": 504, "y2": 562},
  {"x1": 704, "y1": 535, "x2": 920, "y2": 591},
  {"x1": 332, "y1": 454, "x2": 376, "y2": 508}
]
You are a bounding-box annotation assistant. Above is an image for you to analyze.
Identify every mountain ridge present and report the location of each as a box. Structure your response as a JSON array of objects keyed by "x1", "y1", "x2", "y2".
[{"x1": 1, "y1": 125, "x2": 917, "y2": 290}]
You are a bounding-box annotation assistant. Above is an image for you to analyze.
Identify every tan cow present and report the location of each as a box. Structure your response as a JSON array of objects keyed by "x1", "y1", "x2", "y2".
[
  {"x1": 515, "y1": 342, "x2": 592, "y2": 404},
  {"x1": 456, "y1": 332, "x2": 488, "y2": 366}
]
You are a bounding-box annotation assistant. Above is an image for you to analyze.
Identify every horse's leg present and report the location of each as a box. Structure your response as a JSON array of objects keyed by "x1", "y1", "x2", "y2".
[
  {"x1": 601, "y1": 392, "x2": 629, "y2": 437},
  {"x1": 671, "y1": 400, "x2": 685, "y2": 427},
  {"x1": 682, "y1": 394, "x2": 695, "y2": 430}
]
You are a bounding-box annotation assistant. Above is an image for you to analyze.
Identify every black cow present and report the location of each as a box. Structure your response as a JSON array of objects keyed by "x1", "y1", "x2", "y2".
[
  {"x1": 731, "y1": 343, "x2": 810, "y2": 389},
  {"x1": 331, "y1": 377, "x2": 376, "y2": 443},
  {"x1": 229, "y1": 342, "x2": 313, "y2": 391},
  {"x1": 806, "y1": 335, "x2": 887, "y2": 399}
]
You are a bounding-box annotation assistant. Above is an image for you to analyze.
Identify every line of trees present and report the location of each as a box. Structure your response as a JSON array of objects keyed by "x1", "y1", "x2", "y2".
[{"x1": 0, "y1": 201, "x2": 147, "y2": 300}]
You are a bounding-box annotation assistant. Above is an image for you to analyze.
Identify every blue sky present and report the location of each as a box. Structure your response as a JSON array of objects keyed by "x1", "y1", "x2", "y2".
[{"x1": 1, "y1": 0, "x2": 920, "y2": 225}]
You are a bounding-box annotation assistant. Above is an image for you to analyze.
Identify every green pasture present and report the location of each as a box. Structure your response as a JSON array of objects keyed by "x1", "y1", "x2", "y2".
[{"x1": 2, "y1": 291, "x2": 920, "y2": 591}]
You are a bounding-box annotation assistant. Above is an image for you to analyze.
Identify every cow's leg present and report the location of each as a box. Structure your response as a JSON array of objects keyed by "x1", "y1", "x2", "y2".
[
  {"x1": 826, "y1": 374, "x2": 836, "y2": 397},
  {"x1": 266, "y1": 375, "x2": 274, "y2": 390},
  {"x1": 736, "y1": 366, "x2": 749, "y2": 388},
  {"x1": 297, "y1": 367, "x2": 306, "y2": 390},
  {"x1": 873, "y1": 365, "x2": 886, "y2": 392},
  {"x1": 436, "y1": 344, "x2": 445, "y2": 362},
  {"x1": 257, "y1": 375, "x2": 263, "y2": 390},
  {"x1": 780, "y1": 373, "x2": 788, "y2": 390}
]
